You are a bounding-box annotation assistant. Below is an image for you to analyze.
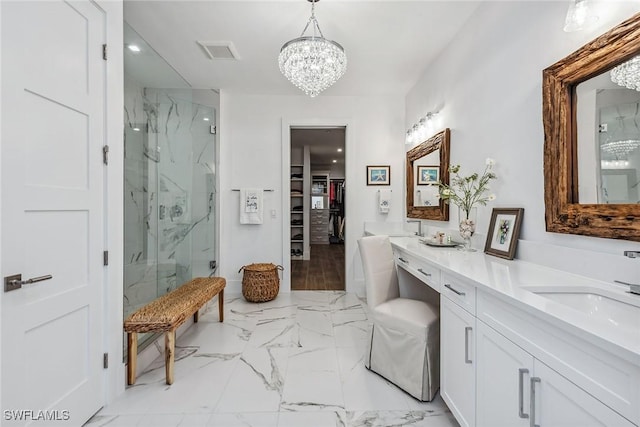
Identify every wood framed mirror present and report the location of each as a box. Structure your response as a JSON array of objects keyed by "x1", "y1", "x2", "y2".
[
  {"x1": 406, "y1": 128, "x2": 450, "y2": 221},
  {"x1": 543, "y1": 13, "x2": 640, "y2": 241}
]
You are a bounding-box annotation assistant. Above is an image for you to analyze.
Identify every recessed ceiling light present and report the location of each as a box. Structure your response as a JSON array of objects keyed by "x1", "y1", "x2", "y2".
[
  {"x1": 333, "y1": 159, "x2": 337, "y2": 163},
  {"x1": 127, "y1": 44, "x2": 141, "y2": 53},
  {"x1": 203, "y1": 117, "x2": 210, "y2": 121},
  {"x1": 133, "y1": 127, "x2": 140, "y2": 132},
  {"x1": 337, "y1": 148, "x2": 342, "y2": 152}
]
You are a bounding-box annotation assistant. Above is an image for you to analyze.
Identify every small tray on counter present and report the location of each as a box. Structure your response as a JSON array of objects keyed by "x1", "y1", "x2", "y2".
[{"x1": 419, "y1": 238, "x2": 462, "y2": 248}]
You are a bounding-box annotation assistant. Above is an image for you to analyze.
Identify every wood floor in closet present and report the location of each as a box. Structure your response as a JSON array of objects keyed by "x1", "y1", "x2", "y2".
[{"x1": 291, "y1": 244, "x2": 345, "y2": 290}]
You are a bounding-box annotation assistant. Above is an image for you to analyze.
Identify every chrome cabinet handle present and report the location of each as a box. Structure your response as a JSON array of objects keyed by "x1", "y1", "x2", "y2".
[
  {"x1": 444, "y1": 284, "x2": 465, "y2": 296},
  {"x1": 4, "y1": 274, "x2": 53, "y2": 292},
  {"x1": 519, "y1": 368, "x2": 530, "y2": 419},
  {"x1": 464, "y1": 326, "x2": 472, "y2": 364},
  {"x1": 398, "y1": 257, "x2": 408, "y2": 263},
  {"x1": 417, "y1": 268, "x2": 431, "y2": 277},
  {"x1": 530, "y1": 377, "x2": 541, "y2": 427}
]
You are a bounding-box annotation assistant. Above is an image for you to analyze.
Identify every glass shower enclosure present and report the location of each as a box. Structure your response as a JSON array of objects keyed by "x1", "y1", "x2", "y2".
[{"x1": 123, "y1": 23, "x2": 217, "y2": 350}]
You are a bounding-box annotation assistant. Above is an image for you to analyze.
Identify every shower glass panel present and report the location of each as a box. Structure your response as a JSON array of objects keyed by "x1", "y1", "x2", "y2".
[{"x1": 124, "y1": 23, "x2": 217, "y2": 350}]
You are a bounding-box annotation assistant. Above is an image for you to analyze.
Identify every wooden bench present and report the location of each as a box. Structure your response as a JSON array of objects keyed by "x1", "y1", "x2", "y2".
[{"x1": 123, "y1": 276, "x2": 225, "y2": 385}]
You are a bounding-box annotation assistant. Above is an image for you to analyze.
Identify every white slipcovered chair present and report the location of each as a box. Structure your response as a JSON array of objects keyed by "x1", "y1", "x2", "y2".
[{"x1": 358, "y1": 235, "x2": 440, "y2": 401}]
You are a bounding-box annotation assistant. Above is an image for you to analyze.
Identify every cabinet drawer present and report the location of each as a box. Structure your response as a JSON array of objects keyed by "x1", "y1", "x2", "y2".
[
  {"x1": 441, "y1": 272, "x2": 476, "y2": 315},
  {"x1": 310, "y1": 224, "x2": 327, "y2": 234},
  {"x1": 310, "y1": 209, "x2": 329, "y2": 219},
  {"x1": 394, "y1": 250, "x2": 441, "y2": 292}
]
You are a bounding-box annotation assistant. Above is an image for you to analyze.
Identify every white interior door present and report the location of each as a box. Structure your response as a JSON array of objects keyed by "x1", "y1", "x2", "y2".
[{"x1": 1, "y1": 1, "x2": 106, "y2": 425}]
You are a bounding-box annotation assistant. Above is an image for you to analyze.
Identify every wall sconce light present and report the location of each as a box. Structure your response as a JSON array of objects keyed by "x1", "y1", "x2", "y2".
[
  {"x1": 405, "y1": 111, "x2": 439, "y2": 144},
  {"x1": 563, "y1": 0, "x2": 598, "y2": 32}
]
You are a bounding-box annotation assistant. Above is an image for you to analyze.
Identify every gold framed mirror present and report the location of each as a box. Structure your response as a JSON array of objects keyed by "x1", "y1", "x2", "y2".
[
  {"x1": 406, "y1": 128, "x2": 450, "y2": 221},
  {"x1": 543, "y1": 13, "x2": 640, "y2": 241}
]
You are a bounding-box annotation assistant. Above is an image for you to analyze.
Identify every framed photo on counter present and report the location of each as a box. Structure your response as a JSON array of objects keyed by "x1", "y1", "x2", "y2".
[{"x1": 484, "y1": 208, "x2": 524, "y2": 260}]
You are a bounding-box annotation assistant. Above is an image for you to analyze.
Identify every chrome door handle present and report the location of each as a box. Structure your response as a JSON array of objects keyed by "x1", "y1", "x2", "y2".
[
  {"x1": 444, "y1": 284, "x2": 465, "y2": 296},
  {"x1": 417, "y1": 268, "x2": 431, "y2": 277},
  {"x1": 519, "y1": 368, "x2": 530, "y2": 419},
  {"x1": 530, "y1": 377, "x2": 541, "y2": 427},
  {"x1": 398, "y1": 257, "x2": 408, "y2": 263},
  {"x1": 464, "y1": 326, "x2": 472, "y2": 364},
  {"x1": 4, "y1": 274, "x2": 53, "y2": 292}
]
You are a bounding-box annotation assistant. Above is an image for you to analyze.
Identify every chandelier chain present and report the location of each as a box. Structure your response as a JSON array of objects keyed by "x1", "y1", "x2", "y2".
[{"x1": 299, "y1": 1, "x2": 324, "y2": 39}]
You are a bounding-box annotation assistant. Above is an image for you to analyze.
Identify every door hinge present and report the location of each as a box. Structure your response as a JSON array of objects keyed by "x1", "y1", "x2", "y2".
[
  {"x1": 102, "y1": 44, "x2": 107, "y2": 61},
  {"x1": 103, "y1": 250, "x2": 109, "y2": 266},
  {"x1": 210, "y1": 125, "x2": 216, "y2": 135},
  {"x1": 103, "y1": 145, "x2": 109, "y2": 165},
  {"x1": 103, "y1": 353, "x2": 109, "y2": 369}
]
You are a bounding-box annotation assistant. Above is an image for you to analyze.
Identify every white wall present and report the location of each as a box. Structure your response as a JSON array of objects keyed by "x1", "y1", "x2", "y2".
[
  {"x1": 405, "y1": 1, "x2": 640, "y2": 283},
  {"x1": 219, "y1": 94, "x2": 405, "y2": 294}
]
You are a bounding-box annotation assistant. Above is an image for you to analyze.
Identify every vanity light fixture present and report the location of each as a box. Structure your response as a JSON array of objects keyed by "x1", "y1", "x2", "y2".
[
  {"x1": 405, "y1": 111, "x2": 440, "y2": 145},
  {"x1": 601, "y1": 159, "x2": 630, "y2": 169},
  {"x1": 563, "y1": 0, "x2": 598, "y2": 32},
  {"x1": 278, "y1": 0, "x2": 347, "y2": 97}
]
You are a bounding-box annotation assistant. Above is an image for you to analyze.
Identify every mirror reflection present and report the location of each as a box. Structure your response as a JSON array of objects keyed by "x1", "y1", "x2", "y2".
[
  {"x1": 412, "y1": 149, "x2": 441, "y2": 207},
  {"x1": 577, "y1": 71, "x2": 640, "y2": 204},
  {"x1": 406, "y1": 128, "x2": 450, "y2": 221}
]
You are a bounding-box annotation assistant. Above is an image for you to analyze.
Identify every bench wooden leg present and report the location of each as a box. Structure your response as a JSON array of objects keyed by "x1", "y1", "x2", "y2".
[
  {"x1": 218, "y1": 289, "x2": 224, "y2": 322},
  {"x1": 165, "y1": 330, "x2": 175, "y2": 385},
  {"x1": 193, "y1": 310, "x2": 199, "y2": 323},
  {"x1": 127, "y1": 332, "x2": 137, "y2": 385}
]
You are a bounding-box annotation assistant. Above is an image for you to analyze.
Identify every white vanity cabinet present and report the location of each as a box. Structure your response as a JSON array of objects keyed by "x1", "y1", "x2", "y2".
[
  {"x1": 477, "y1": 291, "x2": 639, "y2": 427},
  {"x1": 440, "y1": 272, "x2": 477, "y2": 427},
  {"x1": 476, "y1": 320, "x2": 635, "y2": 427},
  {"x1": 441, "y1": 295, "x2": 476, "y2": 427},
  {"x1": 390, "y1": 241, "x2": 639, "y2": 427},
  {"x1": 476, "y1": 321, "x2": 533, "y2": 427}
]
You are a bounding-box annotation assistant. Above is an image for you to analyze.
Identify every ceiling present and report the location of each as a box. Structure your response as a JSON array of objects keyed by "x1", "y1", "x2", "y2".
[
  {"x1": 291, "y1": 127, "x2": 346, "y2": 167},
  {"x1": 123, "y1": 1, "x2": 483, "y2": 97}
]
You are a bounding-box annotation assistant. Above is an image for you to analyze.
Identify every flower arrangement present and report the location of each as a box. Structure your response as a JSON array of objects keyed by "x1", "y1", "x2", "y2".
[{"x1": 439, "y1": 158, "x2": 497, "y2": 219}]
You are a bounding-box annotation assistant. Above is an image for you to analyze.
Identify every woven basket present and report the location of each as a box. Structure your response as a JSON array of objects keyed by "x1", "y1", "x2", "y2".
[{"x1": 239, "y1": 263, "x2": 283, "y2": 302}]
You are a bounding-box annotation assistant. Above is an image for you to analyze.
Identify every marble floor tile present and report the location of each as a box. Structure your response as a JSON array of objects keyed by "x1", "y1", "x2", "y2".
[
  {"x1": 215, "y1": 347, "x2": 288, "y2": 413},
  {"x1": 277, "y1": 410, "x2": 347, "y2": 427},
  {"x1": 281, "y1": 370, "x2": 344, "y2": 412},
  {"x1": 206, "y1": 412, "x2": 279, "y2": 426},
  {"x1": 346, "y1": 410, "x2": 458, "y2": 427},
  {"x1": 91, "y1": 291, "x2": 458, "y2": 427},
  {"x1": 287, "y1": 346, "x2": 339, "y2": 373}
]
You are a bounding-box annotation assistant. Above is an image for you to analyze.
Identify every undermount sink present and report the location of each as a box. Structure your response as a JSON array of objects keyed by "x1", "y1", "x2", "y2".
[{"x1": 522, "y1": 285, "x2": 640, "y2": 330}]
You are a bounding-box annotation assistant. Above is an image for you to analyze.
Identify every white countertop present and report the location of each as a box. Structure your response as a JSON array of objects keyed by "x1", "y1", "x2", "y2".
[{"x1": 389, "y1": 235, "x2": 640, "y2": 364}]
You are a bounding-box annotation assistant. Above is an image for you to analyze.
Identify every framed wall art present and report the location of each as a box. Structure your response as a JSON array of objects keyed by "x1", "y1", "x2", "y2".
[
  {"x1": 484, "y1": 208, "x2": 524, "y2": 260},
  {"x1": 417, "y1": 166, "x2": 439, "y2": 185},
  {"x1": 367, "y1": 165, "x2": 390, "y2": 186}
]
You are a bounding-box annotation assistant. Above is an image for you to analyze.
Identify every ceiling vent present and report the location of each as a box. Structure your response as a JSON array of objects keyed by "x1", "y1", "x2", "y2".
[{"x1": 198, "y1": 41, "x2": 240, "y2": 61}]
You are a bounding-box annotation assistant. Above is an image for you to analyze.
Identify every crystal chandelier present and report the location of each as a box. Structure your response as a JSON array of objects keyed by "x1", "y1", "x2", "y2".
[
  {"x1": 278, "y1": 0, "x2": 347, "y2": 97},
  {"x1": 601, "y1": 115, "x2": 640, "y2": 159},
  {"x1": 611, "y1": 56, "x2": 640, "y2": 91}
]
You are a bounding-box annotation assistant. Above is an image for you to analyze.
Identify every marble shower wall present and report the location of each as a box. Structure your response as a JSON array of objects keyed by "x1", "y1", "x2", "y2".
[{"x1": 124, "y1": 77, "x2": 216, "y2": 320}]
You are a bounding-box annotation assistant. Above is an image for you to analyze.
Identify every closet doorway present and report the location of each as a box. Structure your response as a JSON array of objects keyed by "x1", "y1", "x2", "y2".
[{"x1": 290, "y1": 127, "x2": 346, "y2": 291}]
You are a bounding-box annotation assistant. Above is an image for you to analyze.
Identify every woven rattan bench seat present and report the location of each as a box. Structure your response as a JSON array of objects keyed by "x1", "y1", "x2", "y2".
[
  {"x1": 124, "y1": 277, "x2": 225, "y2": 333},
  {"x1": 124, "y1": 276, "x2": 225, "y2": 385}
]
